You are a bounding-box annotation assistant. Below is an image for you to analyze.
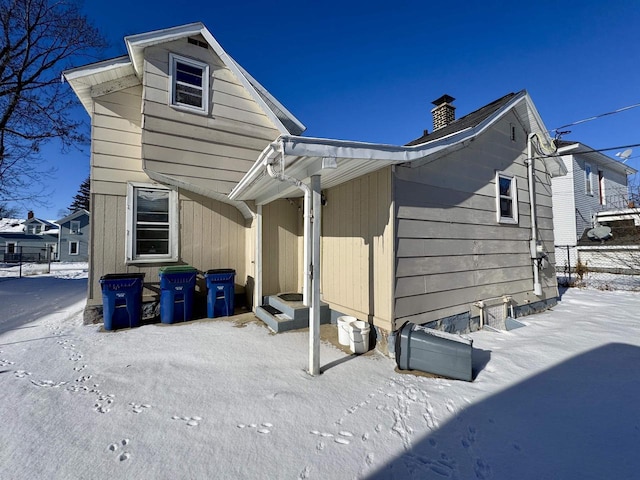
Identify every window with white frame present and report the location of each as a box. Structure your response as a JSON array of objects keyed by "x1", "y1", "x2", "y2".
[
  {"x1": 169, "y1": 53, "x2": 209, "y2": 113},
  {"x1": 126, "y1": 183, "x2": 178, "y2": 263},
  {"x1": 496, "y1": 172, "x2": 518, "y2": 224},
  {"x1": 70, "y1": 220, "x2": 80, "y2": 234},
  {"x1": 585, "y1": 162, "x2": 593, "y2": 195},
  {"x1": 69, "y1": 241, "x2": 78, "y2": 255}
]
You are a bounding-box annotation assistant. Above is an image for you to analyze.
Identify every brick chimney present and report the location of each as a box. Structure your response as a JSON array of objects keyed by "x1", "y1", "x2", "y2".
[
  {"x1": 27, "y1": 210, "x2": 34, "y2": 219},
  {"x1": 431, "y1": 94, "x2": 456, "y2": 130}
]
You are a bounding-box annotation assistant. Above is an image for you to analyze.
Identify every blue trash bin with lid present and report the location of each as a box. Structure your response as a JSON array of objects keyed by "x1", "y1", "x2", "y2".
[
  {"x1": 159, "y1": 265, "x2": 197, "y2": 324},
  {"x1": 205, "y1": 269, "x2": 235, "y2": 318},
  {"x1": 99, "y1": 273, "x2": 145, "y2": 330}
]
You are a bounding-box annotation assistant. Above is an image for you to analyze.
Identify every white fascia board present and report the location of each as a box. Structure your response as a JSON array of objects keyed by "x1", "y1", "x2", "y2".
[
  {"x1": 62, "y1": 56, "x2": 132, "y2": 81},
  {"x1": 125, "y1": 23, "x2": 205, "y2": 76},
  {"x1": 565, "y1": 143, "x2": 637, "y2": 176}
]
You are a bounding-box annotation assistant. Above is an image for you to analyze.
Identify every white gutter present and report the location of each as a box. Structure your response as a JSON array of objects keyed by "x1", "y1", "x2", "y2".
[{"x1": 528, "y1": 133, "x2": 542, "y2": 296}]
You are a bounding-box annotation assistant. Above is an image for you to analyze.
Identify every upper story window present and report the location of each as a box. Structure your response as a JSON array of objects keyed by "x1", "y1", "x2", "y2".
[
  {"x1": 70, "y1": 221, "x2": 81, "y2": 234},
  {"x1": 585, "y1": 162, "x2": 593, "y2": 195},
  {"x1": 496, "y1": 172, "x2": 518, "y2": 224},
  {"x1": 27, "y1": 224, "x2": 41, "y2": 234},
  {"x1": 126, "y1": 183, "x2": 178, "y2": 263},
  {"x1": 169, "y1": 53, "x2": 209, "y2": 114}
]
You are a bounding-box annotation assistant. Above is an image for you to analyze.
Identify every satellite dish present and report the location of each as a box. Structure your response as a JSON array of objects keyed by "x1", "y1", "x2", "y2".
[
  {"x1": 616, "y1": 149, "x2": 633, "y2": 163},
  {"x1": 587, "y1": 225, "x2": 612, "y2": 241}
]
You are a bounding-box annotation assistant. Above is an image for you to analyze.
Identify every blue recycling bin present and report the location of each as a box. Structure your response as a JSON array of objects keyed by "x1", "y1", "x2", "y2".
[
  {"x1": 99, "y1": 273, "x2": 145, "y2": 330},
  {"x1": 159, "y1": 266, "x2": 197, "y2": 324},
  {"x1": 205, "y1": 269, "x2": 235, "y2": 318}
]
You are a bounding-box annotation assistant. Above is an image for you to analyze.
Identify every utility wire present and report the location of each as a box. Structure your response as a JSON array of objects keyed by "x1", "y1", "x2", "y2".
[{"x1": 551, "y1": 102, "x2": 640, "y2": 133}]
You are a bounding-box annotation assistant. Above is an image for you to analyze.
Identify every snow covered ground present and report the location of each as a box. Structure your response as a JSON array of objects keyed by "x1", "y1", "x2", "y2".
[
  {"x1": 1, "y1": 269, "x2": 639, "y2": 479},
  {"x1": 0, "y1": 261, "x2": 88, "y2": 279}
]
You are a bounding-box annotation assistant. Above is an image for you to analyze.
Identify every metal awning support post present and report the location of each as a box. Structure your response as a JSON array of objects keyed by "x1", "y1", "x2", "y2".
[{"x1": 309, "y1": 174, "x2": 321, "y2": 376}]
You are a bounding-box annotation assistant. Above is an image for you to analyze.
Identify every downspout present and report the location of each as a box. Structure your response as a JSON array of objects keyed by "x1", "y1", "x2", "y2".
[{"x1": 527, "y1": 133, "x2": 543, "y2": 296}]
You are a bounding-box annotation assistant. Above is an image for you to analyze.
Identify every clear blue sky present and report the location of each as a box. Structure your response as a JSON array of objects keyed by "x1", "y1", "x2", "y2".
[{"x1": 24, "y1": 0, "x2": 640, "y2": 220}]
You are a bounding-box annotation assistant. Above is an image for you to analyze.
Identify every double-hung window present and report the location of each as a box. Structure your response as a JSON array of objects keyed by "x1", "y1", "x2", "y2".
[
  {"x1": 70, "y1": 221, "x2": 80, "y2": 234},
  {"x1": 126, "y1": 183, "x2": 178, "y2": 263},
  {"x1": 496, "y1": 172, "x2": 518, "y2": 224},
  {"x1": 69, "y1": 241, "x2": 79, "y2": 255},
  {"x1": 169, "y1": 53, "x2": 209, "y2": 113}
]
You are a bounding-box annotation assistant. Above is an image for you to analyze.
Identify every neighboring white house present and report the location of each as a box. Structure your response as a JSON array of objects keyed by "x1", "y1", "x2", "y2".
[{"x1": 551, "y1": 140, "x2": 637, "y2": 269}]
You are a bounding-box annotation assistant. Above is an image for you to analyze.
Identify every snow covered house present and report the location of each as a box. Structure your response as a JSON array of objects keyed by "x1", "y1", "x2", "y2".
[
  {"x1": 0, "y1": 212, "x2": 59, "y2": 262},
  {"x1": 64, "y1": 23, "x2": 566, "y2": 352},
  {"x1": 57, "y1": 210, "x2": 90, "y2": 262},
  {"x1": 551, "y1": 140, "x2": 636, "y2": 270}
]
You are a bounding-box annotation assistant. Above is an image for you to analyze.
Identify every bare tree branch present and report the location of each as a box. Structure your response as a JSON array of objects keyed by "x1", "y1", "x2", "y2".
[{"x1": 0, "y1": 0, "x2": 106, "y2": 206}]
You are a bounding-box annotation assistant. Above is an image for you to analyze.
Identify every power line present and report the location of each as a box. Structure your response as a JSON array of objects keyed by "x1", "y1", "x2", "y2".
[{"x1": 551, "y1": 102, "x2": 640, "y2": 133}]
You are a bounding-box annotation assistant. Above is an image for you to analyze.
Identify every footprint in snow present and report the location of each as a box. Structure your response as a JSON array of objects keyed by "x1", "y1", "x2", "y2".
[
  {"x1": 129, "y1": 402, "x2": 151, "y2": 414},
  {"x1": 238, "y1": 422, "x2": 272, "y2": 433},
  {"x1": 172, "y1": 415, "x2": 202, "y2": 426}
]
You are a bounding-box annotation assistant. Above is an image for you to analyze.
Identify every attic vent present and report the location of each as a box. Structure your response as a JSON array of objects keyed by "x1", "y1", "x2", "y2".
[{"x1": 188, "y1": 37, "x2": 208, "y2": 49}]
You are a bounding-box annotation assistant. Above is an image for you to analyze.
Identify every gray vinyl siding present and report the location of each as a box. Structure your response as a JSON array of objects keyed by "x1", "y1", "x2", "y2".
[
  {"x1": 140, "y1": 37, "x2": 281, "y2": 195},
  {"x1": 58, "y1": 215, "x2": 90, "y2": 262},
  {"x1": 393, "y1": 112, "x2": 558, "y2": 328}
]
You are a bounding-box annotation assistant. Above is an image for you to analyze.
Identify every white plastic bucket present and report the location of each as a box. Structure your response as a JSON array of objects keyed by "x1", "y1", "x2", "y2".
[
  {"x1": 337, "y1": 316, "x2": 357, "y2": 346},
  {"x1": 348, "y1": 320, "x2": 371, "y2": 354}
]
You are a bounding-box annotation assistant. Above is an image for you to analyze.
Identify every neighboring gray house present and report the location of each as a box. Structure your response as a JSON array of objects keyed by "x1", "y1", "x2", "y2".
[
  {"x1": 551, "y1": 140, "x2": 637, "y2": 269},
  {"x1": 57, "y1": 210, "x2": 90, "y2": 262}
]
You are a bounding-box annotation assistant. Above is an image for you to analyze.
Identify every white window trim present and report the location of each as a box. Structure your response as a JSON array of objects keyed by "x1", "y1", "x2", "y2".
[
  {"x1": 168, "y1": 53, "x2": 209, "y2": 115},
  {"x1": 70, "y1": 221, "x2": 80, "y2": 234},
  {"x1": 495, "y1": 171, "x2": 519, "y2": 224},
  {"x1": 585, "y1": 162, "x2": 593, "y2": 195},
  {"x1": 69, "y1": 241, "x2": 79, "y2": 256},
  {"x1": 126, "y1": 182, "x2": 179, "y2": 264}
]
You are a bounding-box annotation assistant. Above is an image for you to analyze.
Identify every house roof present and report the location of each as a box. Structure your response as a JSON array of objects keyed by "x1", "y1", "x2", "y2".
[
  {"x1": 0, "y1": 232, "x2": 58, "y2": 241},
  {"x1": 0, "y1": 218, "x2": 24, "y2": 233},
  {"x1": 555, "y1": 140, "x2": 637, "y2": 176},
  {"x1": 23, "y1": 217, "x2": 58, "y2": 229},
  {"x1": 229, "y1": 91, "x2": 566, "y2": 205},
  {"x1": 406, "y1": 92, "x2": 519, "y2": 145},
  {"x1": 64, "y1": 23, "x2": 305, "y2": 136},
  {"x1": 57, "y1": 209, "x2": 90, "y2": 225}
]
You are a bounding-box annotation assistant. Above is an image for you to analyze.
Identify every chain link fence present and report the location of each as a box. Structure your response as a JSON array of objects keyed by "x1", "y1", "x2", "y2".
[
  {"x1": 555, "y1": 244, "x2": 640, "y2": 291},
  {"x1": 0, "y1": 245, "x2": 55, "y2": 278}
]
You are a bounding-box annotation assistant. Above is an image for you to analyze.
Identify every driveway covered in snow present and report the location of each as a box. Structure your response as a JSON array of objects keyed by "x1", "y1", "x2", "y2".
[{"x1": 0, "y1": 270, "x2": 87, "y2": 334}]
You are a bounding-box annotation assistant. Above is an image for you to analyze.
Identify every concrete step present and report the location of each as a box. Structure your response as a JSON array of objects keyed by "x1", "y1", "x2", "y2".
[{"x1": 256, "y1": 294, "x2": 331, "y2": 333}]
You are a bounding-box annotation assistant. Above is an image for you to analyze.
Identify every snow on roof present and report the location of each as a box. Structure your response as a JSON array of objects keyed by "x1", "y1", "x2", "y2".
[{"x1": 0, "y1": 218, "x2": 25, "y2": 233}]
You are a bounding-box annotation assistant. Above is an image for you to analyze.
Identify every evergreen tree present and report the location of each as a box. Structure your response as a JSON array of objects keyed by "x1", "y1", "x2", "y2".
[{"x1": 69, "y1": 176, "x2": 90, "y2": 212}]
